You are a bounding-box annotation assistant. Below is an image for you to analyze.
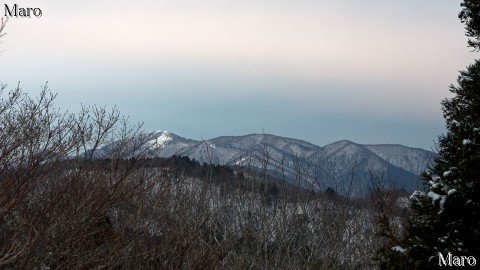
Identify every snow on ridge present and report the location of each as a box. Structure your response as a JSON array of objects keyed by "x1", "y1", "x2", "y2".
[
  {"x1": 156, "y1": 132, "x2": 172, "y2": 146},
  {"x1": 145, "y1": 131, "x2": 173, "y2": 149},
  {"x1": 364, "y1": 144, "x2": 435, "y2": 175}
]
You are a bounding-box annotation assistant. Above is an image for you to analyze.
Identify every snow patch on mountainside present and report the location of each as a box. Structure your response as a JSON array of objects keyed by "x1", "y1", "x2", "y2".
[
  {"x1": 96, "y1": 131, "x2": 435, "y2": 195},
  {"x1": 146, "y1": 131, "x2": 172, "y2": 149},
  {"x1": 364, "y1": 144, "x2": 435, "y2": 175}
]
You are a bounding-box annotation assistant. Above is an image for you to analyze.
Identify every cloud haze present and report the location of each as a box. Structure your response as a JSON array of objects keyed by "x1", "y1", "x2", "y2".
[{"x1": 0, "y1": 0, "x2": 475, "y2": 149}]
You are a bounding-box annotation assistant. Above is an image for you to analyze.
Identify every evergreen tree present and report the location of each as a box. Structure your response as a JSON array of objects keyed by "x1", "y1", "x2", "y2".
[
  {"x1": 460, "y1": 0, "x2": 480, "y2": 51},
  {"x1": 380, "y1": 1, "x2": 480, "y2": 268},
  {"x1": 402, "y1": 61, "x2": 480, "y2": 268}
]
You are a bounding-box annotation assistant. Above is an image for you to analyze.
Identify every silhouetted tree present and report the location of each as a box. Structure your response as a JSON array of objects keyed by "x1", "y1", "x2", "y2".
[{"x1": 460, "y1": 0, "x2": 480, "y2": 50}]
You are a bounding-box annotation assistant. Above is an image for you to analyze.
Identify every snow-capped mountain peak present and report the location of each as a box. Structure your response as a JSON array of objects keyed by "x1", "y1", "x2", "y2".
[
  {"x1": 96, "y1": 131, "x2": 435, "y2": 195},
  {"x1": 147, "y1": 131, "x2": 172, "y2": 149}
]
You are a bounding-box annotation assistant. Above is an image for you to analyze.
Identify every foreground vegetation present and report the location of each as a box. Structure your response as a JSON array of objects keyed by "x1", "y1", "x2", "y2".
[
  {"x1": 0, "y1": 83, "x2": 409, "y2": 269},
  {"x1": 2, "y1": 1, "x2": 479, "y2": 267}
]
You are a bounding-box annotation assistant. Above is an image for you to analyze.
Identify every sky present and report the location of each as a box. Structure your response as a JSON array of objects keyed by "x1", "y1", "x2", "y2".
[{"x1": 0, "y1": 0, "x2": 477, "y2": 150}]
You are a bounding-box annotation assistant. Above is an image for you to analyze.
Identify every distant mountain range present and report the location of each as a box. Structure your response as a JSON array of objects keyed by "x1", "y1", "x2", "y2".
[{"x1": 95, "y1": 131, "x2": 436, "y2": 196}]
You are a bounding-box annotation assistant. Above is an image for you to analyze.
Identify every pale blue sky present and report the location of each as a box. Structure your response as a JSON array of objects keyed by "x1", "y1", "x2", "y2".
[{"x1": 0, "y1": 0, "x2": 476, "y2": 150}]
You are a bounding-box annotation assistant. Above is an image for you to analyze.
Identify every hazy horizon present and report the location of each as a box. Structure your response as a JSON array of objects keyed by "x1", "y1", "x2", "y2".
[{"x1": 1, "y1": 0, "x2": 476, "y2": 150}]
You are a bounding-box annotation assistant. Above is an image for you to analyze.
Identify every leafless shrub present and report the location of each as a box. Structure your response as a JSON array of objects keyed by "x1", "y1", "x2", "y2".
[
  {"x1": 0, "y1": 83, "x2": 146, "y2": 268},
  {"x1": 365, "y1": 168, "x2": 409, "y2": 266},
  {"x1": 0, "y1": 17, "x2": 6, "y2": 53},
  {"x1": 0, "y1": 83, "x2": 398, "y2": 269}
]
